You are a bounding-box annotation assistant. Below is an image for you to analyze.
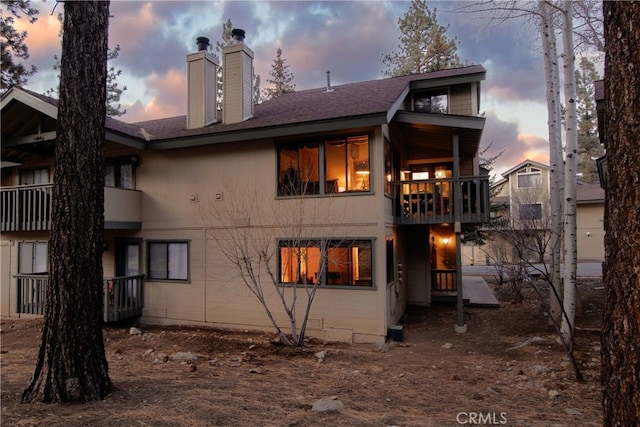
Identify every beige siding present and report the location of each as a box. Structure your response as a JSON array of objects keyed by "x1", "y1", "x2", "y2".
[{"x1": 449, "y1": 84, "x2": 472, "y2": 116}]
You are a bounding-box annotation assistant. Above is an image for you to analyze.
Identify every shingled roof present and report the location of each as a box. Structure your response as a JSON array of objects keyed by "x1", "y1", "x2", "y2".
[{"x1": 4, "y1": 64, "x2": 485, "y2": 147}]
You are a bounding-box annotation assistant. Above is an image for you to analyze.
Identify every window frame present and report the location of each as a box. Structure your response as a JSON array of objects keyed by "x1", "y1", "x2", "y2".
[
  {"x1": 105, "y1": 157, "x2": 137, "y2": 189},
  {"x1": 516, "y1": 166, "x2": 542, "y2": 189},
  {"x1": 19, "y1": 168, "x2": 50, "y2": 185},
  {"x1": 518, "y1": 203, "x2": 543, "y2": 221},
  {"x1": 146, "y1": 240, "x2": 190, "y2": 282},
  {"x1": 276, "y1": 134, "x2": 372, "y2": 198},
  {"x1": 413, "y1": 88, "x2": 449, "y2": 114},
  {"x1": 18, "y1": 241, "x2": 48, "y2": 274},
  {"x1": 277, "y1": 238, "x2": 375, "y2": 289}
]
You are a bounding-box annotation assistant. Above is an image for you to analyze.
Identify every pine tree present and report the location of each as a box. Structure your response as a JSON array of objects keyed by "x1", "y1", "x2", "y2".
[
  {"x1": 263, "y1": 47, "x2": 295, "y2": 100},
  {"x1": 602, "y1": 2, "x2": 640, "y2": 423},
  {"x1": 574, "y1": 57, "x2": 602, "y2": 183},
  {"x1": 382, "y1": 0, "x2": 461, "y2": 76},
  {"x1": 0, "y1": 0, "x2": 38, "y2": 93},
  {"x1": 22, "y1": 0, "x2": 112, "y2": 403}
]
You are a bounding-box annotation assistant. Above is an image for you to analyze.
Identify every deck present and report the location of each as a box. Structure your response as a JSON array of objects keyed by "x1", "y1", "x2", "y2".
[{"x1": 15, "y1": 274, "x2": 144, "y2": 322}]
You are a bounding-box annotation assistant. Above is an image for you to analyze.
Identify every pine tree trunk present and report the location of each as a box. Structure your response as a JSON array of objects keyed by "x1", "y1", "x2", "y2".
[
  {"x1": 22, "y1": 1, "x2": 112, "y2": 403},
  {"x1": 601, "y1": 1, "x2": 640, "y2": 424}
]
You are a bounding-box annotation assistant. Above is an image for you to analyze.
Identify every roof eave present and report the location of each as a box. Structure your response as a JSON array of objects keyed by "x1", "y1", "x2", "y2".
[{"x1": 148, "y1": 113, "x2": 388, "y2": 150}]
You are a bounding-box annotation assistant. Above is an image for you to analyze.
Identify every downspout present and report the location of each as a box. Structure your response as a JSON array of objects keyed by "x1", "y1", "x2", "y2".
[{"x1": 453, "y1": 130, "x2": 467, "y2": 333}]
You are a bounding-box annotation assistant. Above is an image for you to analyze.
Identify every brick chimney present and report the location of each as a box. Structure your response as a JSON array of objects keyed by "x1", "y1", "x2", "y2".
[
  {"x1": 222, "y1": 29, "x2": 254, "y2": 124},
  {"x1": 186, "y1": 36, "x2": 218, "y2": 129}
]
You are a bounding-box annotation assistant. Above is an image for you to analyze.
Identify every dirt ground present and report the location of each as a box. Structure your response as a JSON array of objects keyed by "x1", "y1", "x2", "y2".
[{"x1": 1, "y1": 278, "x2": 603, "y2": 426}]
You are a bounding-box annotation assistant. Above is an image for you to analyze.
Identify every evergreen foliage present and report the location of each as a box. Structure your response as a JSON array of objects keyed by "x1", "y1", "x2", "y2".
[
  {"x1": 382, "y1": 0, "x2": 461, "y2": 76},
  {"x1": 0, "y1": 0, "x2": 38, "y2": 93},
  {"x1": 263, "y1": 47, "x2": 295, "y2": 100}
]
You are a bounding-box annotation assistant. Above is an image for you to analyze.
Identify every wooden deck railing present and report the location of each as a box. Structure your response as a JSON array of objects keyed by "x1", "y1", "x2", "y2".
[
  {"x1": 15, "y1": 274, "x2": 144, "y2": 322},
  {"x1": 391, "y1": 176, "x2": 490, "y2": 225},
  {"x1": 432, "y1": 269, "x2": 457, "y2": 293},
  {"x1": 1, "y1": 184, "x2": 53, "y2": 231}
]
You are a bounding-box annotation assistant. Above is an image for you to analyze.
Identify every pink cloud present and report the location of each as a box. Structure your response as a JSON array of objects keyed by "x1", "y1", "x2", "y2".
[{"x1": 122, "y1": 69, "x2": 187, "y2": 123}]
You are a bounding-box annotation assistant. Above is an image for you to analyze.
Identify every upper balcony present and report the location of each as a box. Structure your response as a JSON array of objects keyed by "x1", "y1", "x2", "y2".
[
  {"x1": 391, "y1": 175, "x2": 490, "y2": 225},
  {"x1": 1, "y1": 183, "x2": 142, "y2": 232}
]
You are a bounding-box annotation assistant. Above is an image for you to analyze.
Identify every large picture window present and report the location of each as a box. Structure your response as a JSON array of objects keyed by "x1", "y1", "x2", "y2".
[
  {"x1": 278, "y1": 135, "x2": 370, "y2": 196},
  {"x1": 147, "y1": 241, "x2": 189, "y2": 281},
  {"x1": 279, "y1": 239, "x2": 373, "y2": 287}
]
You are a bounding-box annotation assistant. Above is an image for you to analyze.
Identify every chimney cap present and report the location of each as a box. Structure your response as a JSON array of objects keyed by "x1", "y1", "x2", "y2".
[
  {"x1": 196, "y1": 36, "x2": 210, "y2": 51},
  {"x1": 231, "y1": 28, "x2": 246, "y2": 43}
]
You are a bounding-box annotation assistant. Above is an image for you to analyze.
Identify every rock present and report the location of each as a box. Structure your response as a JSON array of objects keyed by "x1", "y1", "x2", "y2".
[
  {"x1": 377, "y1": 343, "x2": 390, "y2": 353},
  {"x1": 249, "y1": 344, "x2": 257, "y2": 350},
  {"x1": 565, "y1": 408, "x2": 583, "y2": 416},
  {"x1": 143, "y1": 349, "x2": 153, "y2": 357},
  {"x1": 311, "y1": 398, "x2": 344, "y2": 412},
  {"x1": 314, "y1": 351, "x2": 326, "y2": 360},
  {"x1": 187, "y1": 364, "x2": 197, "y2": 372},
  {"x1": 209, "y1": 358, "x2": 219, "y2": 366},
  {"x1": 171, "y1": 351, "x2": 198, "y2": 361},
  {"x1": 548, "y1": 390, "x2": 560, "y2": 398},
  {"x1": 249, "y1": 368, "x2": 263, "y2": 374},
  {"x1": 153, "y1": 352, "x2": 169, "y2": 364},
  {"x1": 129, "y1": 327, "x2": 142, "y2": 336},
  {"x1": 442, "y1": 342, "x2": 454, "y2": 349}
]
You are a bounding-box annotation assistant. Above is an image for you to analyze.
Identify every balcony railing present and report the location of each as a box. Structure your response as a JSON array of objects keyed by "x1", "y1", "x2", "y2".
[
  {"x1": 1, "y1": 184, "x2": 142, "y2": 231},
  {"x1": 391, "y1": 176, "x2": 490, "y2": 225},
  {"x1": 15, "y1": 274, "x2": 144, "y2": 322},
  {"x1": 1, "y1": 184, "x2": 52, "y2": 231}
]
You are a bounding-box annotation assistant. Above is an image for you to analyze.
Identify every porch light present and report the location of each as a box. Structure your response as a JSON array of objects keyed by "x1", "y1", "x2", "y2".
[
  {"x1": 435, "y1": 167, "x2": 446, "y2": 179},
  {"x1": 442, "y1": 238, "x2": 449, "y2": 245}
]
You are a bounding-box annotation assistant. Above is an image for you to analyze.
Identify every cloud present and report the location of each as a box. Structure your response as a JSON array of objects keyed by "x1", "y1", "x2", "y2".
[
  {"x1": 122, "y1": 68, "x2": 186, "y2": 122},
  {"x1": 481, "y1": 110, "x2": 549, "y2": 178}
]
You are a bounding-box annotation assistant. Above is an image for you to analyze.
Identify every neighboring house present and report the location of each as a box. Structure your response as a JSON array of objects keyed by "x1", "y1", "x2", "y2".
[
  {"x1": 1, "y1": 30, "x2": 490, "y2": 343},
  {"x1": 470, "y1": 159, "x2": 604, "y2": 266}
]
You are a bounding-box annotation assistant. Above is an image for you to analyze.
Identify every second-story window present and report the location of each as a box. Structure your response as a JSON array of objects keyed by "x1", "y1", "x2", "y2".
[
  {"x1": 414, "y1": 89, "x2": 448, "y2": 114},
  {"x1": 517, "y1": 166, "x2": 542, "y2": 188},
  {"x1": 278, "y1": 135, "x2": 370, "y2": 196},
  {"x1": 106, "y1": 159, "x2": 135, "y2": 189},
  {"x1": 519, "y1": 203, "x2": 543, "y2": 221}
]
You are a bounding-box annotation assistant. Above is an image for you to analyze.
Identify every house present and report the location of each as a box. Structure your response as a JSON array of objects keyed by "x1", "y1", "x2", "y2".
[
  {"x1": 1, "y1": 30, "x2": 490, "y2": 343},
  {"x1": 473, "y1": 159, "x2": 604, "y2": 266}
]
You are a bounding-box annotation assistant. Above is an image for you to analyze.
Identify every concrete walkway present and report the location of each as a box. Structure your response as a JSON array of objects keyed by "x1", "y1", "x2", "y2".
[{"x1": 462, "y1": 276, "x2": 500, "y2": 307}]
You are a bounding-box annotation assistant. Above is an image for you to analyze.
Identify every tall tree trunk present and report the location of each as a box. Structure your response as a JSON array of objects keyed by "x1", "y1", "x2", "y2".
[
  {"x1": 22, "y1": 1, "x2": 112, "y2": 403},
  {"x1": 560, "y1": 0, "x2": 578, "y2": 348},
  {"x1": 539, "y1": 0, "x2": 564, "y2": 325},
  {"x1": 602, "y1": 2, "x2": 640, "y2": 424}
]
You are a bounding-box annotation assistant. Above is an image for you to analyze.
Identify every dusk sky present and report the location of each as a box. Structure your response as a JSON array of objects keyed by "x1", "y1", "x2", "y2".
[{"x1": 12, "y1": 0, "x2": 599, "y2": 177}]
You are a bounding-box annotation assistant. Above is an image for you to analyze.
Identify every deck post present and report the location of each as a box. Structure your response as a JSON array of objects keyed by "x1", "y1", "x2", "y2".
[{"x1": 453, "y1": 132, "x2": 467, "y2": 333}]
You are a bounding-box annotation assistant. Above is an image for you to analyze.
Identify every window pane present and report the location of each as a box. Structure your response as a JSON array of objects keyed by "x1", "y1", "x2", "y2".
[
  {"x1": 168, "y1": 243, "x2": 188, "y2": 280},
  {"x1": 33, "y1": 242, "x2": 48, "y2": 273},
  {"x1": 518, "y1": 173, "x2": 541, "y2": 188},
  {"x1": 120, "y1": 164, "x2": 134, "y2": 189},
  {"x1": 414, "y1": 90, "x2": 448, "y2": 113},
  {"x1": 279, "y1": 242, "x2": 320, "y2": 284},
  {"x1": 347, "y1": 136, "x2": 369, "y2": 192},
  {"x1": 105, "y1": 165, "x2": 116, "y2": 187},
  {"x1": 278, "y1": 145, "x2": 299, "y2": 196},
  {"x1": 299, "y1": 144, "x2": 319, "y2": 194},
  {"x1": 519, "y1": 204, "x2": 542, "y2": 220},
  {"x1": 126, "y1": 244, "x2": 140, "y2": 276},
  {"x1": 18, "y1": 243, "x2": 34, "y2": 274},
  {"x1": 325, "y1": 139, "x2": 346, "y2": 193},
  {"x1": 326, "y1": 240, "x2": 372, "y2": 286},
  {"x1": 149, "y1": 243, "x2": 168, "y2": 279}
]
